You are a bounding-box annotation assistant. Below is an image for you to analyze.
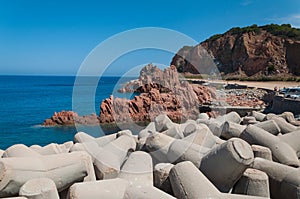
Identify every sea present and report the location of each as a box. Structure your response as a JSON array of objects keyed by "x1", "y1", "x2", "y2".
[{"x1": 0, "y1": 76, "x2": 136, "y2": 149}]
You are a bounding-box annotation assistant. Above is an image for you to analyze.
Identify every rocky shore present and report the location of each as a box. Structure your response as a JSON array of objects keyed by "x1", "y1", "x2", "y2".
[
  {"x1": 2, "y1": 110, "x2": 300, "y2": 198},
  {"x1": 43, "y1": 65, "x2": 271, "y2": 126}
]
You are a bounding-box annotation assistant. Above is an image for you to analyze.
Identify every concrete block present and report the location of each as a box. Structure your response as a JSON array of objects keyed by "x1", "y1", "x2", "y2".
[
  {"x1": 251, "y1": 157, "x2": 300, "y2": 199},
  {"x1": 19, "y1": 178, "x2": 59, "y2": 199},
  {"x1": 221, "y1": 121, "x2": 246, "y2": 139},
  {"x1": 279, "y1": 130, "x2": 300, "y2": 157},
  {"x1": 182, "y1": 127, "x2": 216, "y2": 148},
  {"x1": 93, "y1": 135, "x2": 136, "y2": 179},
  {"x1": 251, "y1": 145, "x2": 272, "y2": 161},
  {"x1": 124, "y1": 186, "x2": 175, "y2": 199},
  {"x1": 250, "y1": 111, "x2": 267, "y2": 122},
  {"x1": 216, "y1": 111, "x2": 241, "y2": 124},
  {"x1": 169, "y1": 161, "x2": 266, "y2": 199},
  {"x1": 69, "y1": 178, "x2": 129, "y2": 199},
  {"x1": 199, "y1": 138, "x2": 254, "y2": 192},
  {"x1": 118, "y1": 151, "x2": 153, "y2": 187},
  {"x1": 0, "y1": 151, "x2": 96, "y2": 197},
  {"x1": 240, "y1": 125, "x2": 299, "y2": 167},
  {"x1": 162, "y1": 125, "x2": 184, "y2": 139},
  {"x1": 167, "y1": 139, "x2": 210, "y2": 167},
  {"x1": 154, "y1": 163, "x2": 174, "y2": 195},
  {"x1": 232, "y1": 168, "x2": 270, "y2": 197},
  {"x1": 254, "y1": 120, "x2": 281, "y2": 135},
  {"x1": 154, "y1": 114, "x2": 174, "y2": 132},
  {"x1": 198, "y1": 113, "x2": 209, "y2": 120},
  {"x1": 271, "y1": 117, "x2": 298, "y2": 134},
  {"x1": 3, "y1": 144, "x2": 41, "y2": 158},
  {"x1": 145, "y1": 133, "x2": 175, "y2": 163}
]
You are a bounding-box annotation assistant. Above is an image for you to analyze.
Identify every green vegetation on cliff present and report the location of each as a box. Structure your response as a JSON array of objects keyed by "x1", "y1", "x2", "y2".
[{"x1": 207, "y1": 24, "x2": 300, "y2": 42}]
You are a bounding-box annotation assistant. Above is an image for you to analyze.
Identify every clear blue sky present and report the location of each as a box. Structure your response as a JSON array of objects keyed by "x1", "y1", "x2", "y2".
[{"x1": 0, "y1": 0, "x2": 300, "y2": 75}]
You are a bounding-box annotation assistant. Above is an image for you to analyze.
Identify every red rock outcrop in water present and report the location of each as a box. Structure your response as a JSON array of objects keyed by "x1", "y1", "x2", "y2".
[
  {"x1": 43, "y1": 111, "x2": 100, "y2": 126},
  {"x1": 100, "y1": 65, "x2": 216, "y2": 123}
]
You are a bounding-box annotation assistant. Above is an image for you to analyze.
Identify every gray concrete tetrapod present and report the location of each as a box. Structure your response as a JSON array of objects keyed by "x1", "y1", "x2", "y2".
[
  {"x1": 240, "y1": 125, "x2": 299, "y2": 167},
  {"x1": 278, "y1": 130, "x2": 300, "y2": 157},
  {"x1": 145, "y1": 132, "x2": 175, "y2": 163},
  {"x1": 183, "y1": 123, "x2": 209, "y2": 137},
  {"x1": 199, "y1": 138, "x2": 254, "y2": 192},
  {"x1": 0, "y1": 151, "x2": 96, "y2": 197},
  {"x1": 118, "y1": 151, "x2": 153, "y2": 187},
  {"x1": 37, "y1": 143, "x2": 70, "y2": 155},
  {"x1": 169, "y1": 161, "x2": 268, "y2": 199},
  {"x1": 154, "y1": 163, "x2": 174, "y2": 195},
  {"x1": 216, "y1": 111, "x2": 242, "y2": 124},
  {"x1": 69, "y1": 178, "x2": 129, "y2": 199},
  {"x1": 161, "y1": 125, "x2": 184, "y2": 139},
  {"x1": 251, "y1": 145, "x2": 272, "y2": 161},
  {"x1": 92, "y1": 135, "x2": 136, "y2": 179},
  {"x1": 270, "y1": 116, "x2": 298, "y2": 134},
  {"x1": 154, "y1": 114, "x2": 175, "y2": 132},
  {"x1": 2, "y1": 144, "x2": 41, "y2": 158},
  {"x1": 124, "y1": 186, "x2": 175, "y2": 199},
  {"x1": 19, "y1": 178, "x2": 59, "y2": 199},
  {"x1": 220, "y1": 121, "x2": 246, "y2": 139},
  {"x1": 74, "y1": 131, "x2": 117, "y2": 147},
  {"x1": 242, "y1": 116, "x2": 257, "y2": 125},
  {"x1": 250, "y1": 111, "x2": 267, "y2": 122},
  {"x1": 232, "y1": 168, "x2": 270, "y2": 197},
  {"x1": 182, "y1": 126, "x2": 216, "y2": 148},
  {"x1": 251, "y1": 157, "x2": 300, "y2": 199},
  {"x1": 253, "y1": 120, "x2": 281, "y2": 135},
  {"x1": 167, "y1": 139, "x2": 210, "y2": 167}
]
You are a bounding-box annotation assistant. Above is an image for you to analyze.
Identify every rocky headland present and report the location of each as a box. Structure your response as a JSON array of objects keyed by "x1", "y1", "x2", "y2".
[{"x1": 171, "y1": 24, "x2": 300, "y2": 78}]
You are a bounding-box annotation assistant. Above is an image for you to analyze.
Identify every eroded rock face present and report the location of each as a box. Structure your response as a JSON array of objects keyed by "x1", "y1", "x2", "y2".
[
  {"x1": 285, "y1": 40, "x2": 300, "y2": 75},
  {"x1": 172, "y1": 28, "x2": 300, "y2": 76},
  {"x1": 43, "y1": 111, "x2": 100, "y2": 126},
  {"x1": 100, "y1": 65, "x2": 215, "y2": 123}
]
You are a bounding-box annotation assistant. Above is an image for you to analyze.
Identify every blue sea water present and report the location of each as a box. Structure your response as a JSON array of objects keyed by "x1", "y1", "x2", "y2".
[{"x1": 0, "y1": 76, "x2": 135, "y2": 149}]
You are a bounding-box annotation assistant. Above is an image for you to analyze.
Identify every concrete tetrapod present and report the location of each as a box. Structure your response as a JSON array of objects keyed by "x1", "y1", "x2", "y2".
[
  {"x1": 2, "y1": 144, "x2": 41, "y2": 158},
  {"x1": 161, "y1": 125, "x2": 184, "y2": 139},
  {"x1": 167, "y1": 139, "x2": 210, "y2": 167},
  {"x1": 19, "y1": 178, "x2": 59, "y2": 199},
  {"x1": 145, "y1": 132, "x2": 175, "y2": 163},
  {"x1": 154, "y1": 163, "x2": 174, "y2": 195},
  {"x1": 232, "y1": 168, "x2": 270, "y2": 197},
  {"x1": 251, "y1": 145, "x2": 272, "y2": 161},
  {"x1": 124, "y1": 186, "x2": 175, "y2": 199},
  {"x1": 169, "y1": 161, "x2": 268, "y2": 199},
  {"x1": 240, "y1": 125, "x2": 299, "y2": 167},
  {"x1": 253, "y1": 120, "x2": 281, "y2": 135},
  {"x1": 278, "y1": 130, "x2": 300, "y2": 157},
  {"x1": 270, "y1": 117, "x2": 298, "y2": 134},
  {"x1": 69, "y1": 178, "x2": 129, "y2": 199},
  {"x1": 91, "y1": 135, "x2": 136, "y2": 179},
  {"x1": 199, "y1": 138, "x2": 254, "y2": 192},
  {"x1": 74, "y1": 131, "x2": 117, "y2": 147},
  {"x1": 216, "y1": 111, "x2": 242, "y2": 124},
  {"x1": 251, "y1": 157, "x2": 300, "y2": 199},
  {"x1": 182, "y1": 127, "x2": 216, "y2": 148},
  {"x1": 0, "y1": 151, "x2": 96, "y2": 197},
  {"x1": 220, "y1": 121, "x2": 246, "y2": 139},
  {"x1": 250, "y1": 111, "x2": 267, "y2": 122},
  {"x1": 118, "y1": 151, "x2": 153, "y2": 187},
  {"x1": 154, "y1": 114, "x2": 175, "y2": 132}
]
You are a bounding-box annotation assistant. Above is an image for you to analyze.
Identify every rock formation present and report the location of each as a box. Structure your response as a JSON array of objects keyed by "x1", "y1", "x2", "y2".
[
  {"x1": 100, "y1": 65, "x2": 216, "y2": 123},
  {"x1": 43, "y1": 111, "x2": 100, "y2": 126},
  {"x1": 171, "y1": 24, "x2": 300, "y2": 77}
]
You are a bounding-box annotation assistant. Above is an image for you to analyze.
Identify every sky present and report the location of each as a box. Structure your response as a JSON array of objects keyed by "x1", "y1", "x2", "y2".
[{"x1": 0, "y1": 0, "x2": 300, "y2": 76}]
